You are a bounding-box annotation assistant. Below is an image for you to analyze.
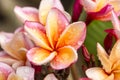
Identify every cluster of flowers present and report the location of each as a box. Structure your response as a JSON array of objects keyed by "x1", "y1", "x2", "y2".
[
  {"x1": 0, "y1": 0, "x2": 86, "y2": 80},
  {"x1": 0, "y1": 0, "x2": 120, "y2": 80},
  {"x1": 73, "y1": 0, "x2": 120, "y2": 80}
]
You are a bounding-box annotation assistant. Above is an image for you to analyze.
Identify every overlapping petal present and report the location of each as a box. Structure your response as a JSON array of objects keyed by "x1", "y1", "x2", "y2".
[
  {"x1": 56, "y1": 21, "x2": 86, "y2": 49},
  {"x1": 0, "y1": 51, "x2": 18, "y2": 66},
  {"x1": 14, "y1": 6, "x2": 39, "y2": 22},
  {"x1": 24, "y1": 21, "x2": 52, "y2": 51},
  {"x1": 0, "y1": 32, "x2": 27, "y2": 60},
  {"x1": 7, "y1": 66, "x2": 35, "y2": 80},
  {"x1": 39, "y1": 0, "x2": 64, "y2": 25},
  {"x1": 27, "y1": 47, "x2": 57, "y2": 65},
  {"x1": 0, "y1": 62, "x2": 14, "y2": 80},
  {"x1": 50, "y1": 46, "x2": 78, "y2": 70},
  {"x1": 46, "y1": 8, "x2": 69, "y2": 48}
]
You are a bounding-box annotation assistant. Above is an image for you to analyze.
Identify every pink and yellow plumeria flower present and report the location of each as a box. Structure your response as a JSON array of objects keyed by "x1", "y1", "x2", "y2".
[
  {"x1": 86, "y1": 39, "x2": 120, "y2": 80},
  {"x1": 24, "y1": 8, "x2": 86, "y2": 70},
  {"x1": 0, "y1": 62, "x2": 34, "y2": 80},
  {"x1": 79, "y1": 0, "x2": 120, "y2": 21},
  {"x1": 14, "y1": 0, "x2": 70, "y2": 25},
  {"x1": 0, "y1": 32, "x2": 34, "y2": 69}
]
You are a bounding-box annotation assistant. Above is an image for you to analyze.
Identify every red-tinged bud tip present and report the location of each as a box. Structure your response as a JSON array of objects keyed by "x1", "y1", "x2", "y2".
[{"x1": 81, "y1": 45, "x2": 91, "y2": 62}]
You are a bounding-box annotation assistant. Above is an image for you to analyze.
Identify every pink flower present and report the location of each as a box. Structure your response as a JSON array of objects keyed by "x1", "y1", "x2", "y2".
[
  {"x1": 81, "y1": 0, "x2": 120, "y2": 21},
  {"x1": 86, "y1": 40, "x2": 120, "y2": 80},
  {"x1": 24, "y1": 8, "x2": 86, "y2": 70},
  {"x1": 72, "y1": 0, "x2": 120, "y2": 23},
  {"x1": 0, "y1": 32, "x2": 34, "y2": 69},
  {"x1": 0, "y1": 62, "x2": 34, "y2": 80},
  {"x1": 14, "y1": 0, "x2": 70, "y2": 25}
]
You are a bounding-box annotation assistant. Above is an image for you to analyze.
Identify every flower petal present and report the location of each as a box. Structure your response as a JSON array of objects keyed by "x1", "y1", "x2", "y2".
[
  {"x1": 16, "y1": 66, "x2": 35, "y2": 80},
  {"x1": 104, "y1": 74, "x2": 114, "y2": 80},
  {"x1": 56, "y1": 21, "x2": 86, "y2": 49},
  {"x1": 112, "y1": 69, "x2": 120, "y2": 80},
  {"x1": 0, "y1": 32, "x2": 27, "y2": 60},
  {"x1": 24, "y1": 21, "x2": 52, "y2": 51},
  {"x1": 39, "y1": 0, "x2": 64, "y2": 25},
  {"x1": 14, "y1": 6, "x2": 39, "y2": 22},
  {"x1": 109, "y1": 39, "x2": 120, "y2": 64},
  {"x1": 27, "y1": 47, "x2": 56, "y2": 65},
  {"x1": 111, "y1": 10, "x2": 120, "y2": 31},
  {"x1": 80, "y1": 0, "x2": 96, "y2": 12},
  {"x1": 46, "y1": 8, "x2": 69, "y2": 48},
  {"x1": 7, "y1": 72, "x2": 23, "y2": 80},
  {"x1": 0, "y1": 62, "x2": 14, "y2": 79},
  {"x1": 97, "y1": 43, "x2": 112, "y2": 73},
  {"x1": 0, "y1": 51, "x2": 18, "y2": 66},
  {"x1": 86, "y1": 67, "x2": 108, "y2": 80},
  {"x1": 87, "y1": 5, "x2": 113, "y2": 21},
  {"x1": 109, "y1": 0, "x2": 120, "y2": 13},
  {"x1": 44, "y1": 73, "x2": 58, "y2": 80},
  {"x1": 50, "y1": 46, "x2": 78, "y2": 70}
]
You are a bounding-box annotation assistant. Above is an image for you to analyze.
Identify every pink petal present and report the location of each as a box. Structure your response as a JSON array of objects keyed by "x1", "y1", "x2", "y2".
[
  {"x1": 46, "y1": 8, "x2": 69, "y2": 48},
  {"x1": 16, "y1": 66, "x2": 35, "y2": 80},
  {"x1": 0, "y1": 51, "x2": 18, "y2": 66},
  {"x1": 86, "y1": 5, "x2": 113, "y2": 21},
  {"x1": 86, "y1": 67, "x2": 108, "y2": 80},
  {"x1": 0, "y1": 62, "x2": 14, "y2": 79},
  {"x1": 44, "y1": 73, "x2": 58, "y2": 80},
  {"x1": 111, "y1": 10, "x2": 120, "y2": 31},
  {"x1": 27, "y1": 47, "x2": 56, "y2": 65},
  {"x1": 14, "y1": 6, "x2": 39, "y2": 22},
  {"x1": 24, "y1": 21, "x2": 52, "y2": 51},
  {"x1": 39, "y1": 0, "x2": 64, "y2": 25},
  {"x1": 80, "y1": 0, "x2": 96, "y2": 12},
  {"x1": 50, "y1": 46, "x2": 78, "y2": 70},
  {"x1": 56, "y1": 21, "x2": 86, "y2": 49}
]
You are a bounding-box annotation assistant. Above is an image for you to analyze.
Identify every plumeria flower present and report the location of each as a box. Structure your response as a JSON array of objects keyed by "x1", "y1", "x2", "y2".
[
  {"x1": 14, "y1": 0, "x2": 70, "y2": 25},
  {"x1": 0, "y1": 62, "x2": 34, "y2": 80},
  {"x1": 24, "y1": 8, "x2": 86, "y2": 70},
  {"x1": 72, "y1": 0, "x2": 120, "y2": 24},
  {"x1": 80, "y1": 0, "x2": 120, "y2": 21},
  {"x1": 86, "y1": 39, "x2": 120, "y2": 80},
  {"x1": 0, "y1": 32, "x2": 34, "y2": 69}
]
